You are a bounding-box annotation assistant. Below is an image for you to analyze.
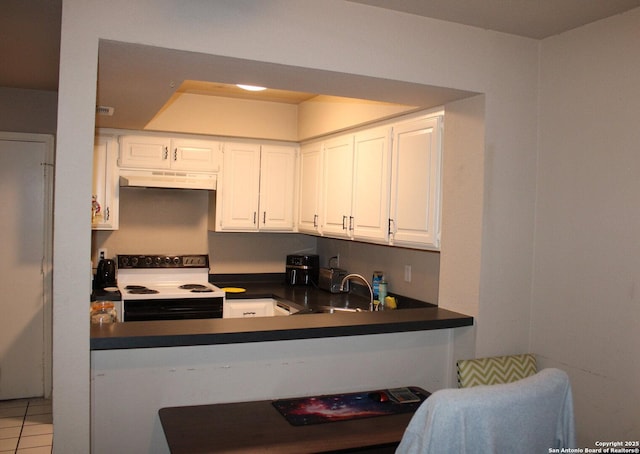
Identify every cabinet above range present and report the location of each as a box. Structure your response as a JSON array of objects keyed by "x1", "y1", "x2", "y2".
[{"x1": 119, "y1": 135, "x2": 221, "y2": 172}]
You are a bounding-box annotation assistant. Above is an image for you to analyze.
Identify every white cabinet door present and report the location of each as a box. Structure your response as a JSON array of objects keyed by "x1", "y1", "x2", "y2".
[
  {"x1": 223, "y1": 299, "x2": 275, "y2": 318},
  {"x1": 297, "y1": 142, "x2": 323, "y2": 234},
  {"x1": 218, "y1": 142, "x2": 261, "y2": 231},
  {"x1": 170, "y1": 138, "x2": 221, "y2": 172},
  {"x1": 259, "y1": 145, "x2": 297, "y2": 231},
  {"x1": 120, "y1": 135, "x2": 220, "y2": 172},
  {"x1": 390, "y1": 115, "x2": 443, "y2": 249},
  {"x1": 351, "y1": 126, "x2": 391, "y2": 243},
  {"x1": 119, "y1": 135, "x2": 171, "y2": 169},
  {"x1": 92, "y1": 136, "x2": 119, "y2": 230},
  {"x1": 321, "y1": 134, "x2": 354, "y2": 238},
  {"x1": 217, "y1": 142, "x2": 297, "y2": 232}
]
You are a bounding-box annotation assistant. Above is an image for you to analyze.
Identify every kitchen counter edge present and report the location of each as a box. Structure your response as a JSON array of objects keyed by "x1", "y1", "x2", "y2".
[{"x1": 90, "y1": 306, "x2": 473, "y2": 350}]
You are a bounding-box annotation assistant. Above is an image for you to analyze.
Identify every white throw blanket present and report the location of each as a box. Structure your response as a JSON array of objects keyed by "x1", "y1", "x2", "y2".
[{"x1": 396, "y1": 368, "x2": 576, "y2": 453}]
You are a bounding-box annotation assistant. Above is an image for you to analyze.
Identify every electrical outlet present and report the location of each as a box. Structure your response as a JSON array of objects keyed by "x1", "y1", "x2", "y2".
[
  {"x1": 404, "y1": 265, "x2": 412, "y2": 282},
  {"x1": 98, "y1": 248, "x2": 107, "y2": 260}
]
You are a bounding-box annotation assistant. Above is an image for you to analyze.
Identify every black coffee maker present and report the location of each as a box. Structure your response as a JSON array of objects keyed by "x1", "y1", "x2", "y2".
[
  {"x1": 285, "y1": 254, "x2": 319, "y2": 286},
  {"x1": 95, "y1": 258, "x2": 117, "y2": 289}
]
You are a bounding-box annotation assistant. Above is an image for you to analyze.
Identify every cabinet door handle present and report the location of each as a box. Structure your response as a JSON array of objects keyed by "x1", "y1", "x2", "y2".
[
  {"x1": 105, "y1": 207, "x2": 110, "y2": 221},
  {"x1": 163, "y1": 147, "x2": 168, "y2": 160},
  {"x1": 173, "y1": 149, "x2": 178, "y2": 161},
  {"x1": 342, "y1": 215, "x2": 347, "y2": 230},
  {"x1": 388, "y1": 218, "x2": 395, "y2": 235},
  {"x1": 243, "y1": 311, "x2": 256, "y2": 317},
  {"x1": 349, "y1": 216, "x2": 354, "y2": 231},
  {"x1": 263, "y1": 212, "x2": 266, "y2": 224},
  {"x1": 253, "y1": 212, "x2": 257, "y2": 225},
  {"x1": 313, "y1": 214, "x2": 318, "y2": 228}
]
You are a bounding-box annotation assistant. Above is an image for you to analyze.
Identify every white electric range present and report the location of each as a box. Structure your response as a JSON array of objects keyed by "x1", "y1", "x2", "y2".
[{"x1": 116, "y1": 254, "x2": 225, "y2": 322}]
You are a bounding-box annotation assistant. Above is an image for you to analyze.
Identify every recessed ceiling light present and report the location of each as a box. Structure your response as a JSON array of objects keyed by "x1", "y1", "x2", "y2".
[{"x1": 236, "y1": 84, "x2": 267, "y2": 92}]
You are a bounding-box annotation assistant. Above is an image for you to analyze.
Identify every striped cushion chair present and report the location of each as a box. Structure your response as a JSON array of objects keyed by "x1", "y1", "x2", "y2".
[{"x1": 456, "y1": 354, "x2": 537, "y2": 388}]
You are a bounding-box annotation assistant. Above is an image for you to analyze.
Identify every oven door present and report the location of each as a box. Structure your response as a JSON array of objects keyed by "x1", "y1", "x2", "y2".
[{"x1": 122, "y1": 297, "x2": 223, "y2": 321}]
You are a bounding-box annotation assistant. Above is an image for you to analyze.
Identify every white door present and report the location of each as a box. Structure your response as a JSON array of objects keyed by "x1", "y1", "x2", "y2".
[
  {"x1": 352, "y1": 126, "x2": 391, "y2": 243},
  {"x1": 119, "y1": 135, "x2": 171, "y2": 169},
  {"x1": 170, "y1": 138, "x2": 221, "y2": 172},
  {"x1": 390, "y1": 116, "x2": 443, "y2": 249},
  {"x1": 0, "y1": 134, "x2": 53, "y2": 399},
  {"x1": 321, "y1": 135, "x2": 354, "y2": 238},
  {"x1": 219, "y1": 142, "x2": 261, "y2": 230},
  {"x1": 298, "y1": 143, "x2": 323, "y2": 234},
  {"x1": 259, "y1": 145, "x2": 296, "y2": 231}
]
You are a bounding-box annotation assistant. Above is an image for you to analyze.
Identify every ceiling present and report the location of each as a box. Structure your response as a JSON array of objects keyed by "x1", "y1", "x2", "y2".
[
  {"x1": 2, "y1": 0, "x2": 639, "y2": 130},
  {"x1": 348, "y1": 0, "x2": 640, "y2": 39}
]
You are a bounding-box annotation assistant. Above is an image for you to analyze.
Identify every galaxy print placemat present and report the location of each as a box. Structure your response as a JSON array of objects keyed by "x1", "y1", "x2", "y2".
[{"x1": 272, "y1": 387, "x2": 430, "y2": 426}]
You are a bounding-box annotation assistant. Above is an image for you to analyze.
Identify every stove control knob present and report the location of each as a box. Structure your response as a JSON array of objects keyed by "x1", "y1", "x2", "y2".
[
  {"x1": 131, "y1": 257, "x2": 139, "y2": 266},
  {"x1": 154, "y1": 256, "x2": 162, "y2": 266},
  {"x1": 144, "y1": 256, "x2": 153, "y2": 266},
  {"x1": 164, "y1": 256, "x2": 172, "y2": 266},
  {"x1": 120, "y1": 256, "x2": 129, "y2": 267},
  {"x1": 173, "y1": 256, "x2": 181, "y2": 266}
]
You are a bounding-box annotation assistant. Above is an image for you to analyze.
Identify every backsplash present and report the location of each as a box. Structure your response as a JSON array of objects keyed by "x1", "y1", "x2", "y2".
[
  {"x1": 91, "y1": 187, "x2": 209, "y2": 265},
  {"x1": 317, "y1": 238, "x2": 440, "y2": 304},
  {"x1": 207, "y1": 232, "x2": 317, "y2": 274}
]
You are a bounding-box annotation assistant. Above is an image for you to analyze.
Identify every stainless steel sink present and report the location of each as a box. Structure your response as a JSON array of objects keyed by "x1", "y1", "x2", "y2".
[{"x1": 312, "y1": 306, "x2": 362, "y2": 314}]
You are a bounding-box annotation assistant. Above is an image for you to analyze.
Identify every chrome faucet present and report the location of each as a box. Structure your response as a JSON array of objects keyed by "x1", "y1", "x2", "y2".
[{"x1": 339, "y1": 274, "x2": 374, "y2": 311}]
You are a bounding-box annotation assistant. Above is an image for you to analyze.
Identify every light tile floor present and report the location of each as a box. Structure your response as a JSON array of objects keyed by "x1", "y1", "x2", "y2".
[{"x1": 0, "y1": 398, "x2": 52, "y2": 454}]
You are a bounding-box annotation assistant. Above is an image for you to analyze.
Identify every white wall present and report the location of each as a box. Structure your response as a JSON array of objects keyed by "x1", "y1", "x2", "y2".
[
  {"x1": 57, "y1": 1, "x2": 539, "y2": 450},
  {"x1": 439, "y1": 95, "x2": 485, "y2": 318},
  {"x1": 535, "y1": 9, "x2": 640, "y2": 444},
  {"x1": 92, "y1": 188, "x2": 209, "y2": 265},
  {"x1": 91, "y1": 330, "x2": 453, "y2": 453},
  {"x1": 208, "y1": 232, "x2": 317, "y2": 274},
  {"x1": 317, "y1": 238, "x2": 441, "y2": 304},
  {"x1": 298, "y1": 95, "x2": 417, "y2": 140},
  {"x1": 0, "y1": 87, "x2": 57, "y2": 134},
  {"x1": 147, "y1": 94, "x2": 300, "y2": 140}
]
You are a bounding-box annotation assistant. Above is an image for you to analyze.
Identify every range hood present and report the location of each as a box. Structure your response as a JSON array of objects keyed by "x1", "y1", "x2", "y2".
[{"x1": 119, "y1": 169, "x2": 217, "y2": 190}]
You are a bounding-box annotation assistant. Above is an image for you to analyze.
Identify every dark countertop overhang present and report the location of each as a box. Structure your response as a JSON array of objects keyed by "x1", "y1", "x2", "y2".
[{"x1": 90, "y1": 274, "x2": 473, "y2": 350}]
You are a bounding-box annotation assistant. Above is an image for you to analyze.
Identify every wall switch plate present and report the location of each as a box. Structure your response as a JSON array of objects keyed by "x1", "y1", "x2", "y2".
[
  {"x1": 404, "y1": 265, "x2": 412, "y2": 282},
  {"x1": 98, "y1": 248, "x2": 107, "y2": 260}
]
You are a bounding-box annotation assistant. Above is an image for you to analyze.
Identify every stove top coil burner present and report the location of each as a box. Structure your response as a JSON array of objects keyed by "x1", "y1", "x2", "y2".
[
  {"x1": 125, "y1": 285, "x2": 159, "y2": 295},
  {"x1": 180, "y1": 284, "x2": 214, "y2": 293}
]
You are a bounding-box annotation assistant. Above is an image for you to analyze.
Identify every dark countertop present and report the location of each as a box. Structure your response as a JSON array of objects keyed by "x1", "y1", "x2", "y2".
[{"x1": 90, "y1": 274, "x2": 473, "y2": 350}]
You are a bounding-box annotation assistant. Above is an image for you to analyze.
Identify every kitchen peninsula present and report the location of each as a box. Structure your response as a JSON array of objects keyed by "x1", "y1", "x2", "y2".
[
  {"x1": 90, "y1": 276, "x2": 472, "y2": 349},
  {"x1": 90, "y1": 277, "x2": 472, "y2": 453}
]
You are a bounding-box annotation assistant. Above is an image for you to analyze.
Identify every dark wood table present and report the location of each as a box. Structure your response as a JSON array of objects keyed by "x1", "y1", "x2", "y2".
[{"x1": 159, "y1": 388, "x2": 429, "y2": 453}]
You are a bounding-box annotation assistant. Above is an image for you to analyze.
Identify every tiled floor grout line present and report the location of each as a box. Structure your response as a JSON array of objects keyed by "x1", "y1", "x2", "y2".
[{"x1": 0, "y1": 398, "x2": 53, "y2": 454}]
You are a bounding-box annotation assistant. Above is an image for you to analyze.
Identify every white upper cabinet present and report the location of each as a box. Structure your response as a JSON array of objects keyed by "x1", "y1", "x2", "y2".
[
  {"x1": 389, "y1": 115, "x2": 443, "y2": 249},
  {"x1": 313, "y1": 127, "x2": 391, "y2": 243},
  {"x1": 351, "y1": 126, "x2": 391, "y2": 243},
  {"x1": 297, "y1": 142, "x2": 323, "y2": 234},
  {"x1": 170, "y1": 138, "x2": 221, "y2": 172},
  {"x1": 217, "y1": 142, "x2": 261, "y2": 231},
  {"x1": 321, "y1": 135, "x2": 354, "y2": 238},
  {"x1": 119, "y1": 135, "x2": 220, "y2": 172},
  {"x1": 216, "y1": 142, "x2": 297, "y2": 232},
  {"x1": 92, "y1": 135, "x2": 119, "y2": 230},
  {"x1": 260, "y1": 145, "x2": 297, "y2": 231}
]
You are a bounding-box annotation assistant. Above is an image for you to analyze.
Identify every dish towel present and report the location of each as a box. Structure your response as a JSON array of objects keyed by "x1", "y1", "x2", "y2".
[{"x1": 396, "y1": 368, "x2": 576, "y2": 454}]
